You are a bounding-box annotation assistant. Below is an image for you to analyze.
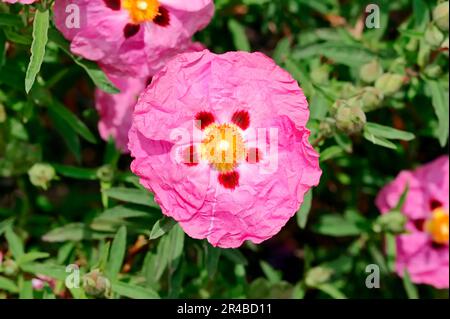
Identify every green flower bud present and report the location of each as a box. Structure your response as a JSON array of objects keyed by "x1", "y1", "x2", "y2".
[
  {"x1": 82, "y1": 269, "x2": 111, "y2": 298},
  {"x1": 305, "y1": 267, "x2": 334, "y2": 287},
  {"x1": 0, "y1": 104, "x2": 5, "y2": 123},
  {"x1": 405, "y1": 38, "x2": 419, "y2": 52},
  {"x1": 339, "y1": 83, "x2": 358, "y2": 99},
  {"x1": 3, "y1": 259, "x2": 18, "y2": 277},
  {"x1": 311, "y1": 65, "x2": 330, "y2": 84},
  {"x1": 441, "y1": 36, "x2": 449, "y2": 51},
  {"x1": 433, "y1": 1, "x2": 449, "y2": 31},
  {"x1": 335, "y1": 103, "x2": 367, "y2": 135},
  {"x1": 359, "y1": 60, "x2": 383, "y2": 83},
  {"x1": 28, "y1": 163, "x2": 56, "y2": 190},
  {"x1": 361, "y1": 87, "x2": 384, "y2": 112},
  {"x1": 319, "y1": 119, "x2": 335, "y2": 137},
  {"x1": 375, "y1": 73, "x2": 404, "y2": 96},
  {"x1": 424, "y1": 64, "x2": 443, "y2": 78},
  {"x1": 424, "y1": 23, "x2": 445, "y2": 47},
  {"x1": 373, "y1": 210, "x2": 407, "y2": 234},
  {"x1": 96, "y1": 164, "x2": 114, "y2": 183}
]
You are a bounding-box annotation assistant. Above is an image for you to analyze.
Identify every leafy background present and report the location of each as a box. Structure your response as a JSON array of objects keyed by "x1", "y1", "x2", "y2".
[{"x1": 0, "y1": 0, "x2": 449, "y2": 299}]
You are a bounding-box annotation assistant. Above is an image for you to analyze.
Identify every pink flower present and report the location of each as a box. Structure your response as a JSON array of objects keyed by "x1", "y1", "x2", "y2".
[
  {"x1": 2, "y1": 0, "x2": 37, "y2": 4},
  {"x1": 95, "y1": 42, "x2": 205, "y2": 152},
  {"x1": 128, "y1": 50, "x2": 322, "y2": 248},
  {"x1": 32, "y1": 275, "x2": 55, "y2": 291},
  {"x1": 54, "y1": 0, "x2": 214, "y2": 77},
  {"x1": 376, "y1": 155, "x2": 449, "y2": 289}
]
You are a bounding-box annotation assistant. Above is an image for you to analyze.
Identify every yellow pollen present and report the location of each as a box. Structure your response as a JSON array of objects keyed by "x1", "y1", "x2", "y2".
[
  {"x1": 425, "y1": 207, "x2": 449, "y2": 245},
  {"x1": 123, "y1": 0, "x2": 160, "y2": 24},
  {"x1": 200, "y1": 123, "x2": 246, "y2": 173}
]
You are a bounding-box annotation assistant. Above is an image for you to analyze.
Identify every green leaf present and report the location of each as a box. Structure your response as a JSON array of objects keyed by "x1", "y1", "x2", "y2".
[
  {"x1": 228, "y1": 19, "x2": 251, "y2": 51},
  {"x1": 273, "y1": 37, "x2": 291, "y2": 64},
  {"x1": 316, "y1": 283, "x2": 347, "y2": 299},
  {"x1": 48, "y1": 108, "x2": 81, "y2": 162},
  {"x1": 260, "y1": 261, "x2": 282, "y2": 284},
  {"x1": 0, "y1": 217, "x2": 14, "y2": 236},
  {"x1": 297, "y1": 190, "x2": 313, "y2": 229},
  {"x1": 149, "y1": 217, "x2": 176, "y2": 240},
  {"x1": 0, "y1": 276, "x2": 19, "y2": 293},
  {"x1": 425, "y1": 80, "x2": 449, "y2": 147},
  {"x1": 25, "y1": 9, "x2": 49, "y2": 93},
  {"x1": 403, "y1": 269, "x2": 419, "y2": 299},
  {"x1": 0, "y1": 13, "x2": 23, "y2": 27},
  {"x1": 42, "y1": 223, "x2": 108, "y2": 242},
  {"x1": 17, "y1": 252, "x2": 50, "y2": 266},
  {"x1": 222, "y1": 249, "x2": 248, "y2": 266},
  {"x1": 110, "y1": 280, "x2": 159, "y2": 299},
  {"x1": 320, "y1": 145, "x2": 344, "y2": 162},
  {"x1": 365, "y1": 122, "x2": 415, "y2": 141},
  {"x1": 413, "y1": 0, "x2": 430, "y2": 30},
  {"x1": 386, "y1": 233, "x2": 396, "y2": 273},
  {"x1": 205, "y1": 244, "x2": 221, "y2": 279},
  {"x1": 5, "y1": 226, "x2": 24, "y2": 260},
  {"x1": 21, "y1": 263, "x2": 69, "y2": 281},
  {"x1": 52, "y1": 164, "x2": 98, "y2": 180},
  {"x1": 105, "y1": 226, "x2": 127, "y2": 280},
  {"x1": 363, "y1": 130, "x2": 398, "y2": 150},
  {"x1": 19, "y1": 277, "x2": 33, "y2": 299},
  {"x1": 48, "y1": 28, "x2": 119, "y2": 94},
  {"x1": 104, "y1": 187, "x2": 159, "y2": 208},
  {"x1": 284, "y1": 58, "x2": 314, "y2": 96},
  {"x1": 48, "y1": 100, "x2": 97, "y2": 144},
  {"x1": 313, "y1": 215, "x2": 362, "y2": 237}
]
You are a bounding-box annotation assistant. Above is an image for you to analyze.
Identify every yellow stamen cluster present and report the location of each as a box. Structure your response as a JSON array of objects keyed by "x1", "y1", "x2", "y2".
[
  {"x1": 200, "y1": 123, "x2": 246, "y2": 173},
  {"x1": 425, "y1": 207, "x2": 449, "y2": 245},
  {"x1": 123, "y1": 0, "x2": 160, "y2": 24}
]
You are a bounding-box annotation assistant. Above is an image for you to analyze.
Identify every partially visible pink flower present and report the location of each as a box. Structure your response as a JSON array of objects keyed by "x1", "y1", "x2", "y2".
[
  {"x1": 2, "y1": 0, "x2": 37, "y2": 4},
  {"x1": 376, "y1": 155, "x2": 449, "y2": 289},
  {"x1": 128, "y1": 50, "x2": 322, "y2": 248},
  {"x1": 95, "y1": 42, "x2": 205, "y2": 152},
  {"x1": 32, "y1": 275, "x2": 55, "y2": 291},
  {"x1": 54, "y1": 0, "x2": 214, "y2": 77}
]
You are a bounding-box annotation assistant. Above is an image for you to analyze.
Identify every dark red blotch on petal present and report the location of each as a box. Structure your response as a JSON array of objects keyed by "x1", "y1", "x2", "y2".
[
  {"x1": 195, "y1": 111, "x2": 215, "y2": 130},
  {"x1": 246, "y1": 148, "x2": 262, "y2": 164},
  {"x1": 154, "y1": 6, "x2": 171, "y2": 27},
  {"x1": 182, "y1": 145, "x2": 198, "y2": 167},
  {"x1": 413, "y1": 219, "x2": 426, "y2": 231},
  {"x1": 124, "y1": 23, "x2": 141, "y2": 38},
  {"x1": 218, "y1": 171, "x2": 240, "y2": 190},
  {"x1": 430, "y1": 199, "x2": 443, "y2": 210},
  {"x1": 104, "y1": 0, "x2": 121, "y2": 10},
  {"x1": 231, "y1": 110, "x2": 250, "y2": 130}
]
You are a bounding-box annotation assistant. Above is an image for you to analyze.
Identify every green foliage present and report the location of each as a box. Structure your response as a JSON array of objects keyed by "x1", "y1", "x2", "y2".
[{"x1": 0, "y1": 0, "x2": 448, "y2": 300}]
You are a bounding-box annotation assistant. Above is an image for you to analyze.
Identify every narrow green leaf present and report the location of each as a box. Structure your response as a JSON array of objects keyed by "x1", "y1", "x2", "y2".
[
  {"x1": 386, "y1": 233, "x2": 396, "y2": 272},
  {"x1": 297, "y1": 190, "x2": 313, "y2": 229},
  {"x1": 110, "y1": 280, "x2": 159, "y2": 299},
  {"x1": 19, "y1": 278, "x2": 33, "y2": 299},
  {"x1": 260, "y1": 261, "x2": 282, "y2": 284},
  {"x1": 413, "y1": 0, "x2": 430, "y2": 30},
  {"x1": 222, "y1": 249, "x2": 248, "y2": 266},
  {"x1": 313, "y1": 215, "x2": 361, "y2": 237},
  {"x1": 205, "y1": 244, "x2": 221, "y2": 279},
  {"x1": 0, "y1": 276, "x2": 19, "y2": 293},
  {"x1": 273, "y1": 37, "x2": 291, "y2": 64},
  {"x1": 104, "y1": 187, "x2": 159, "y2": 208},
  {"x1": 48, "y1": 108, "x2": 81, "y2": 162},
  {"x1": 21, "y1": 263, "x2": 70, "y2": 281},
  {"x1": 42, "y1": 223, "x2": 108, "y2": 242},
  {"x1": 25, "y1": 10, "x2": 49, "y2": 93},
  {"x1": 425, "y1": 80, "x2": 449, "y2": 147},
  {"x1": 320, "y1": 145, "x2": 344, "y2": 162},
  {"x1": 5, "y1": 227, "x2": 24, "y2": 260},
  {"x1": 17, "y1": 252, "x2": 50, "y2": 266},
  {"x1": 149, "y1": 217, "x2": 176, "y2": 240},
  {"x1": 0, "y1": 13, "x2": 23, "y2": 27},
  {"x1": 363, "y1": 130, "x2": 398, "y2": 150},
  {"x1": 228, "y1": 19, "x2": 251, "y2": 51},
  {"x1": 403, "y1": 269, "x2": 419, "y2": 299},
  {"x1": 52, "y1": 164, "x2": 98, "y2": 180},
  {"x1": 365, "y1": 122, "x2": 415, "y2": 141},
  {"x1": 106, "y1": 226, "x2": 127, "y2": 280},
  {"x1": 316, "y1": 283, "x2": 347, "y2": 299}
]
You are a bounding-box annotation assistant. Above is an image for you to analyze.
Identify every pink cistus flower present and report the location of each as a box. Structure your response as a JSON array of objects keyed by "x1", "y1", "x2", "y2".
[
  {"x1": 2, "y1": 0, "x2": 37, "y2": 4},
  {"x1": 54, "y1": 0, "x2": 214, "y2": 77},
  {"x1": 95, "y1": 42, "x2": 205, "y2": 152},
  {"x1": 376, "y1": 155, "x2": 449, "y2": 289},
  {"x1": 128, "y1": 50, "x2": 322, "y2": 248}
]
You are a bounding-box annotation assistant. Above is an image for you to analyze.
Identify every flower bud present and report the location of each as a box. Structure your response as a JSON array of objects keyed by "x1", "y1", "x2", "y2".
[
  {"x1": 339, "y1": 83, "x2": 358, "y2": 99},
  {"x1": 424, "y1": 64, "x2": 443, "y2": 78},
  {"x1": 28, "y1": 163, "x2": 56, "y2": 190},
  {"x1": 311, "y1": 65, "x2": 330, "y2": 84},
  {"x1": 82, "y1": 269, "x2": 111, "y2": 298},
  {"x1": 433, "y1": 1, "x2": 449, "y2": 31},
  {"x1": 305, "y1": 267, "x2": 333, "y2": 287},
  {"x1": 335, "y1": 103, "x2": 367, "y2": 135},
  {"x1": 361, "y1": 87, "x2": 384, "y2": 112},
  {"x1": 373, "y1": 210, "x2": 407, "y2": 234},
  {"x1": 405, "y1": 38, "x2": 419, "y2": 52},
  {"x1": 375, "y1": 73, "x2": 404, "y2": 96},
  {"x1": 0, "y1": 104, "x2": 5, "y2": 123},
  {"x1": 96, "y1": 164, "x2": 114, "y2": 183},
  {"x1": 359, "y1": 60, "x2": 383, "y2": 83},
  {"x1": 442, "y1": 36, "x2": 449, "y2": 50},
  {"x1": 424, "y1": 23, "x2": 445, "y2": 47},
  {"x1": 319, "y1": 119, "x2": 335, "y2": 137},
  {"x1": 3, "y1": 259, "x2": 18, "y2": 277}
]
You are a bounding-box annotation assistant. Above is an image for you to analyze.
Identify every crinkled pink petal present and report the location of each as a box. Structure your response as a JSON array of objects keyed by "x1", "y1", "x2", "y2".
[
  {"x1": 2, "y1": 0, "x2": 37, "y2": 4},
  {"x1": 376, "y1": 155, "x2": 449, "y2": 289},
  {"x1": 54, "y1": 0, "x2": 214, "y2": 77},
  {"x1": 129, "y1": 50, "x2": 322, "y2": 248}
]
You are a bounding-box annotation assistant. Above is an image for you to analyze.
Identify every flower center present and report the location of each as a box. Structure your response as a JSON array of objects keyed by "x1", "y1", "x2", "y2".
[
  {"x1": 123, "y1": 0, "x2": 160, "y2": 24},
  {"x1": 425, "y1": 207, "x2": 449, "y2": 245},
  {"x1": 200, "y1": 123, "x2": 247, "y2": 173}
]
